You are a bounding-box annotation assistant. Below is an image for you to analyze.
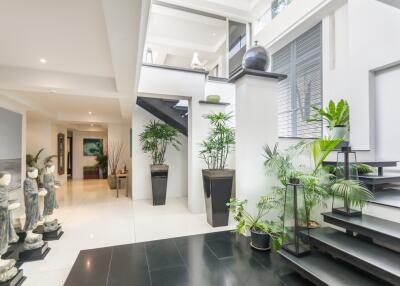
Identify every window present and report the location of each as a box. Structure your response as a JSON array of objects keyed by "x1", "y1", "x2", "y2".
[
  {"x1": 272, "y1": 23, "x2": 323, "y2": 138},
  {"x1": 272, "y1": 0, "x2": 294, "y2": 19}
]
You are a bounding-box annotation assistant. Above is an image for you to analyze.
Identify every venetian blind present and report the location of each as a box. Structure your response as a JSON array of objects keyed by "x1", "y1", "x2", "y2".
[{"x1": 272, "y1": 23, "x2": 323, "y2": 138}]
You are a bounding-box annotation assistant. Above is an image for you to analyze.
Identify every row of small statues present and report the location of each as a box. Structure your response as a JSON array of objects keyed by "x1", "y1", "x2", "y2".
[{"x1": 0, "y1": 161, "x2": 60, "y2": 283}]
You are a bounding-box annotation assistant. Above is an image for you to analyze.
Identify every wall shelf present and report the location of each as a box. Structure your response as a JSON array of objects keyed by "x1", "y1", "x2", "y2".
[{"x1": 199, "y1": 100, "x2": 230, "y2": 106}]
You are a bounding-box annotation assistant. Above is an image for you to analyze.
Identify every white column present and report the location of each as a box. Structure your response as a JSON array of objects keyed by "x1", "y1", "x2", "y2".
[{"x1": 233, "y1": 71, "x2": 283, "y2": 213}]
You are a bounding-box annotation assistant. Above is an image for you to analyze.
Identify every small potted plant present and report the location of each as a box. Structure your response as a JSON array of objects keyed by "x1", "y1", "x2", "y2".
[
  {"x1": 309, "y1": 99, "x2": 350, "y2": 139},
  {"x1": 228, "y1": 196, "x2": 282, "y2": 251},
  {"x1": 200, "y1": 112, "x2": 235, "y2": 227},
  {"x1": 108, "y1": 141, "x2": 125, "y2": 189},
  {"x1": 95, "y1": 153, "x2": 108, "y2": 179},
  {"x1": 139, "y1": 121, "x2": 181, "y2": 205}
]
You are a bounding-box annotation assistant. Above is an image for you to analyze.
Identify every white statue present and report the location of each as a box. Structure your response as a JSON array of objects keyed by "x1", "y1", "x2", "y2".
[
  {"x1": 0, "y1": 172, "x2": 18, "y2": 282},
  {"x1": 42, "y1": 161, "x2": 59, "y2": 232},
  {"x1": 23, "y1": 167, "x2": 44, "y2": 250}
]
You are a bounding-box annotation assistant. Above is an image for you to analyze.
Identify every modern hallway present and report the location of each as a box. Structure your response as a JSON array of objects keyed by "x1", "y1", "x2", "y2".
[{"x1": 20, "y1": 180, "x2": 234, "y2": 286}]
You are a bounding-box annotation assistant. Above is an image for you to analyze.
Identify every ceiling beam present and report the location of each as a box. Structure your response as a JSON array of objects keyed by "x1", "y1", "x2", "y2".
[
  {"x1": 376, "y1": 0, "x2": 400, "y2": 9},
  {"x1": 102, "y1": 0, "x2": 151, "y2": 119}
]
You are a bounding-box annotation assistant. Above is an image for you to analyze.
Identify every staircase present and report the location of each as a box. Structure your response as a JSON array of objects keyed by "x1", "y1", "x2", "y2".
[
  {"x1": 136, "y1": 97, "x2": 188, "y2": 136},
  {"x1": 279, "y1": 212, "x2": 400, "y2": 285}
]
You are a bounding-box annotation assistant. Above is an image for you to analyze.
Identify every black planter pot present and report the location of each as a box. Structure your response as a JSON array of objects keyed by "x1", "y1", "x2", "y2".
[
  {"x1": 250, "y1": 229, "x2": 271, "y2": 251},
  {"x1": 151, "y1": 164, "x2": 169, "y2": 206},
  {"x1": 202, "y1": 169, "x2": 234, "y2": 227}
]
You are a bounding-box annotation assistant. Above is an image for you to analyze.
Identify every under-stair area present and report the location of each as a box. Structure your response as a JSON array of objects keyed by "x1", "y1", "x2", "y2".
[
  {"x1": 279, "y1": 211, "x2": 400, "y2": 285},
  {"x1": 136, "y1": 96, "x2": 188, "y2": 136}
]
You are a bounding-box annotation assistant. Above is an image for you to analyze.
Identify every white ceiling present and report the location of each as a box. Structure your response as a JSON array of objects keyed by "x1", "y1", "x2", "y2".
[
  {"x1": 0, "y1": 0, "x2": 113, "y2": 77},
  {"x1": 146, "y1": 4, "x2": 227, "y2": 68},
  {"x1": 0, "y1": 0, "x2": 151, "y2": 121},
  {"x1": 145, "y1": 0, "x2": 268, "y2": 70}
]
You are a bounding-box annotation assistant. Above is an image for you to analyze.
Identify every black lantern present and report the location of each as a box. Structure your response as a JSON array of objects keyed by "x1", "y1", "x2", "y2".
[
  {"x1": 332, "y1": 146, "x2": 361, "y2": 216},
  {"x1": 282, "y1": 178, "x2": 310, "y2": 257}
]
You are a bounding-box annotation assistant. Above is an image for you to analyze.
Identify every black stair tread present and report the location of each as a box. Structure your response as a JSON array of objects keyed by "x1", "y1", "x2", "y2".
[
  {"x1": 309, "y1": 227, "x2": 400, "y2": 277},
  {"x1": 278, "y1": 250, "x2": 382, "y2": 286},
  {"x1": 322, "y1": 212, "x2": 400, "y2": 240},
  {"x1": 369, "y1": 188, "x2": 400, "y2": 208}
]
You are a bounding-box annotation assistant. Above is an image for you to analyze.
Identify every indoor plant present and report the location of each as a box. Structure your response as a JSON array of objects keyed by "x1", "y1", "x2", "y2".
[
  {"x1": 139, "y1": 121, "x2": 181, "y2": 205},
  {"x1": 309, "y1": 99, "x2": 350, "y2": 139},
  {"x1": 200, "y1": 112, "x2": 235, "y2": 227},
  {"x1": 228, "y1": 195, "x2": 282, "y2": 251},
  {"x1": 108, "y1": 141, "x2": 125, "y2": 189},
  {"x1": 95, "y1": 153, "x2": 108, "y2": 179},
  {"x1": 264, "y1": 138, "x2": 342, "y2": 228},
  {"x1": 331, "y1": 179, "x2": 374, "y2": 216}
]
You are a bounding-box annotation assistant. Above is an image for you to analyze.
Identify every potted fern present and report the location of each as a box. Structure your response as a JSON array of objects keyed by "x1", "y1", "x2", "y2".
[
  {"x1": 309, "y1": 99, "x2": 350, "y2": 139},
  {"x1": 139, "y1": 121, "x2": 181, "y2": 205},
  {"x1": 200, "y1": 112, "x2": 235, "y2": 227}
]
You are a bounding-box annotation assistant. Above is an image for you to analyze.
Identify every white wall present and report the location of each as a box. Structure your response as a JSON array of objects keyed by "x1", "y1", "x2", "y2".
[
  {"x1": 375, "y1": 64, "x2": 400, "y2": 168},
  {"x1": 26, "y1": 117, "x2": 68, "y2": 181},
  {"x1": 0, "y1": 95, "x2": 27, "y2": 217},
  {"x1": 138, "y1": 65, "x2": 234, "y2": 213},
  {"x1": 132, "y1": 106, "x2": 188, "y2": 200},
  {"x1": 72, "y1": 130, "x2": 107, "y2": 180}
]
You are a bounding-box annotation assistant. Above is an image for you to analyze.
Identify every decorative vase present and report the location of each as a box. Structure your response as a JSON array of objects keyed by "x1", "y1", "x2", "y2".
[
  {"x1": 107, "y1": 175, "x2": 117, "y2": 189},
  {"x1": 206, "y1": 95, "x2": 221, "y2": 103},
  {"x1": 242, "y1": 41, "x2": 269, "y2": 72},
  {"x1": 332, "y1": 125, "x2": 347, "y2": 139},
  {"x1": 202, "y1": 169, "x2": 234, "y2": 227},
  {"x1": 250, "y1": 229, "x2": 271, "y2": 251},
  {"x1": 151, "y1": 164, "x2": 169, "y2": 206}
]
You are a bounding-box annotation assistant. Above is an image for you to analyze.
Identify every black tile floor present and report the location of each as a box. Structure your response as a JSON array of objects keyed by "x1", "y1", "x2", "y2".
[{"x1": 64, "y1": 231, "x2": 311, "y2": 286}]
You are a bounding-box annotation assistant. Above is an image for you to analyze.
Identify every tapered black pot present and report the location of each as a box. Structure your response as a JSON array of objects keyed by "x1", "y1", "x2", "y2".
[
  {"x1": 151, "y1": 164, "x2": 169, "y2": 206},
  {"x1": 250, "y1": 229, "x2": 271, "y2": 251},
  {"x1": 202, "y1": 169, "x2": 234, "y2": 227}
]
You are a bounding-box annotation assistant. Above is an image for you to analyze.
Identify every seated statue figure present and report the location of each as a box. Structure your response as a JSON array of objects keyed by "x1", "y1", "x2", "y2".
[
  {"x1": 23, "y1": 167, "x2": 44, "y2": 250},
  {"x1": 43, "y1": 161, "x2": 60, "y2": 232},
  {"x1": 0, "y1": 172, "x2": 18, "y2": 282}
]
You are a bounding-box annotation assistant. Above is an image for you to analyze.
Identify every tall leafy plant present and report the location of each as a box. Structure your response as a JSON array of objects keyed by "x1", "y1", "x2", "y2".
[
  {"x1": 139, "y1": 121, "x2": 181, "y2": 165},
  {"x1": 199, "y1": 112, "x2": 235, "y2": 170},
  {"x1": 308, "y1": 99, "x2": 350, "y2": 130},
  {"x1": 263, "y1": 138, "x2": 343, "y2": 225}
]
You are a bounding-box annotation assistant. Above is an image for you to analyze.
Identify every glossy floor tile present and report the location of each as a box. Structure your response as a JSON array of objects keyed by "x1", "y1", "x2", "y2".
[
  {"x1": 19, "y1": 179, "x2": 234, "y2": 286},
  {"x1": 64, "y1": 231, "x2": 311, "y2": 286}
]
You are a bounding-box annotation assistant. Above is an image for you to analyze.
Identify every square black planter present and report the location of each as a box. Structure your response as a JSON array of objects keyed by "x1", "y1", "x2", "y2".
[
  {"x1": 151, "y1": 165, "x2": 169, "y2": 206},
  {"x1": 202, "y1": 169, "x2": 234, "y2": 227}
]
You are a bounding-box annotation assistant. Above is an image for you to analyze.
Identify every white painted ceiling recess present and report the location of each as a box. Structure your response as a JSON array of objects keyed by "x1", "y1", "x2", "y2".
[{"x1": 0, "y1": 0, "x2": 151, "y2": 121}]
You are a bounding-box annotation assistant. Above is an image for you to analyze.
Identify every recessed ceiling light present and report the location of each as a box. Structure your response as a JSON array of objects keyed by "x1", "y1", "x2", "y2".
[
  {"x1": 88, "y1": 111, "x2": 92, "y2": 115},
  {"x1": 90, "y1": 123, "x2": 94, "y2": 127},
  {"x1": 212, "y1": 32, "x2": 216, "y2": 37},
  {"x1": 48, "y1": 89, "x2": 57, "y2": 93},
  {"x1": 40, "y1": 58, "x2": 47, "y2": 64}
]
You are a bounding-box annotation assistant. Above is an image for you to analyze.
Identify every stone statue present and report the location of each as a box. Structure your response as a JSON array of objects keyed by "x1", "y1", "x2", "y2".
[
  {"x1": 23, "y1": 167, "x2": 44, "y2": 250},
  {"x1": 43, "y1": 161, "x2": 59, "y2": 232},
  {"x1": 0, "y1": 172, "x2": 18, "y2": 282}
]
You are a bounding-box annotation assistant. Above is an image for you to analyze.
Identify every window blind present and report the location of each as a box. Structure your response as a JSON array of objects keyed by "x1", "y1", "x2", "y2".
[{"x1": 272, "y1": 23, "x2": 323, "y2": 138}]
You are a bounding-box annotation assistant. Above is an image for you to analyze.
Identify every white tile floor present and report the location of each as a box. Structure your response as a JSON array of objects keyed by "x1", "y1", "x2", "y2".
[{"x1": 20, "y1": 179, "x2": 234, "y2": 286}]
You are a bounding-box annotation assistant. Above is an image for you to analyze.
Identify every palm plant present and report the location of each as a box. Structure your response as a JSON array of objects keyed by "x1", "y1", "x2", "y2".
[
  {"x1": 308, "y1": 99, "x2": 350, "y2": 131},
  {"x1": 331, "y1": 179, "x2": 374, "y2": 212},
  {"x1": 95, "y1": 153, "x2": 108, "y2": 179},
  {"x1": 139, "y1": 121, "x2": 181, "y2": 165},
  {"x1": 199, "y1": 112, "x2": 235, "y2": 170},
  {"x1": 264, "y1": 138, "x2": 343, "y2": 227}
]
